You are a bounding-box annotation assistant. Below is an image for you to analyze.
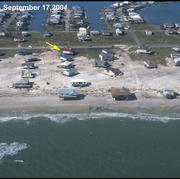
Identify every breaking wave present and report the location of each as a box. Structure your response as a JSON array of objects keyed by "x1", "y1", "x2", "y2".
[
  {"x1": 0, "y1": 111, "x2": 180, "y2": 124},
  {"x1": 0, "y1": 142, "x2": 28, "y2": 162}
]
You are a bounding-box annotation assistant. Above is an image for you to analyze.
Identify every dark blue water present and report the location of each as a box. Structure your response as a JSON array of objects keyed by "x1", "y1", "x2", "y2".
[
  {"x1": 141, "y1": 2, "x2": 180, "y2": 25},
  {"x1": 0, "y1": 1, "x2": 115, "y2": 31}
]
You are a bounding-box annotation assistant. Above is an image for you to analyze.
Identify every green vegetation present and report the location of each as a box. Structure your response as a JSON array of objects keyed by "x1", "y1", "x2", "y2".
[
  {"x1": 129, "y1": 47, "x2": 172, "y2": 66},
  {"x1": 0, "y1": 50, "x2": 16, "y2": 59},
  {"x1": 130, "y1": 24, "x2": 161, "y2": 30},
  {"x1": 136, "y1": 31, "x2": 180, "y2": 45}
]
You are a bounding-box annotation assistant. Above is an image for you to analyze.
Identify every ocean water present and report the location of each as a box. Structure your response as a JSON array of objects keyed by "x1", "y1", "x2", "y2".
[{"x1": 0, "y1": 112, "x2": 180, "y2": 177}]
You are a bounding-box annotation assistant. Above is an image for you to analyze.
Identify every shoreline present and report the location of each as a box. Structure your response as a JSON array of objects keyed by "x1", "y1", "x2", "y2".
[{"x1": 0, "y1": 94, "x2": 180, "y2": 115}]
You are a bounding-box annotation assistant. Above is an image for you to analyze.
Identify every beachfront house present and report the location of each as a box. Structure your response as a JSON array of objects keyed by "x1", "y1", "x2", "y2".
[
  {"x1": 21, "y1": 63, "x2": 37, "y2": 69},
  {"x1": 174, "y1": 58, "x2": 180, "y2": 66},
  {"x1": 58, "y1": 88, "x2": 78, "y2": 100},
  {"x1": 99, "y1": 52, "x2": 114, "y2": 61},
  {"x1": 62, "y1": 69, "x2": 79, "y2": 77},
  {"x1": 62, "y1": 47, "x2": 75, "y2": 55},
  {"x1": 110, "y1": 87, "x2": 131, "y2": 100},
  {"x1": 163, "y1": 23, "x2": 174, "y2": 29},
  {"x1": 60, "y1": 55, "x2": 73, "y2": 61},
  {"x1": 113, "y1": 23, "x2": 123, "y2": 29},
  {"x1": 104, "y1": 67, "x2": 123, "y2": 77},
  {"x1": 17, "y1": 48, "x2": 31, "y2": 56},
  {"x1": 13, "y1": 79, "x2": 33, "y2": 88},
  {"x1": 60, "y1": 61, "x2": 74, "y2": 68},
  {"x1": 21, "y1": 70, "x2": 35, "y2": 78},
  {"x1": 93, "y1": 59, "x2": 110, "y2": 68},
  {"x1": 166, "y1": 29, "x2": 177, "y2": 35},
  {"x1": 71, "y1": 79, "x2": 89, "y2": 87},
  {"x1": 170, "y1": 53, "x2": 180, "y2": 59},
  {"x1": 24, "y1": 55, "x2": 38, "y2": 62},
  {"x1": 144, "y1": 61, "x2": 157, "y2": 69}
]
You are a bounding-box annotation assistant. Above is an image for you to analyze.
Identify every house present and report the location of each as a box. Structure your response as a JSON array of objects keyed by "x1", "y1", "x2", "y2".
[
  {"x1": 90, "y1": 30, "x2": 100, "y2": 36},
  {"x1": 144, "y1": 61, "x2": 157, "y2": 69},
  {"x1": 60, "y1": 55, "x2": 73, "y2": 61},
  {"x1": 14, "y1": 37, "x2": 25, "y2": 42},
  {"x1": 24, "y1": 55, "x2": 38, "y2": 62},
  {"x1": 13, "y1": 79, "x2": 32, "y2": 88},
  {"x1": 172, "y1": 47, "x2": 180, "y2": 53},
  {"x1": 99, "y1": 52, "x2": 114, "y2": 61},
  {"x1": 136, "y1": 46, "x2": 153, "y2": 55},
  {"x1": 116, "y1": 28, "x2": 124, "y2": 36},
  {"x1": 62, "y1": 69, "x2": 79, "y2": 77},
  {"x1": 78, "y1": 27, "x2": 87, "y2": 36},
  {"x1": 145, "y1": 30, "x2": 153, "y2": 36},
  {"x1": 0, "y1": 31, "x2": 6, "y2": 37},
  {"x1": 101, "y1": 31, "x2": 112, "y2": 36},
  {"x1": 21, "y1": 31, "x2": 30, "y2": 37},
  {"x1": 21, "y1": 70, "x2": 35, "y2": 78},
  {"x1": 21, "y1": 63, "x2": 37, "y2": 69},
  {"x1": 178, "y1": 29, "x2": 180, "y2": 34},
  {"x1": 110, "y1": 87, "x2": 131, "y2": 100},
  {"x1": 162, "y1": 88, "x2": 175, "y2": 99},
  {"x1": 17, "y1": 48, "x2": 31, "y2": 55},
  {"x1": 113, "y1": 23, "x2": 123, "y2": 29},
  {"x1": 174, "y1": 58, "x2": 180, "y2": 66},
  {"x1": 93, "y1": 59, "x2": 110, "y2": 68},
  {"x1": 163, "y1": 23, "x2": 174, "y2": 29},
  {"x1": 58, "y1": 88, "x2": 78, "y2": 99},
  {"x1": 175, "y1": 23, "x2": 180, "y2": 29},
  {"x1": 104, "y1": 67, "x2": 123, "y2": 77},
  {"x1": 60, "y1": 61, "x2": 74, "y2": 68},
  {"x1": 62, "y1": 47, "x2": 75, "y2": 55},
  {"x1": 71, "y1": 79, "x2": 89, "y2": 87},
  {"x1": 166, "y1": 29, "x2": 177, "y2": 35},
  {"x1": 170, "y1": 53, "x2": 180, "y2": 59},
  {"x1": 49, "y1": 17, "x2": 60, "y2": 24},
  {"x1": 16, "y1": 21, "x2": 24, "y2": 27},
  {"x1": 44, "y1": 32, "x2": 53, "y2": 37}
]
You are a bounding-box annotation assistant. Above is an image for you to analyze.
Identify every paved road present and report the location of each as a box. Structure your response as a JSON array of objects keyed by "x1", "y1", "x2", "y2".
[
  {"x1": 65, "y1": 9, "x2": 71, "y2": 32},
  {"x1": 2, "y1": 12, "x2": 18, "y2": 31},
  {"x1": 1, "y1": 44, "x2": 180, "y2": 51}
]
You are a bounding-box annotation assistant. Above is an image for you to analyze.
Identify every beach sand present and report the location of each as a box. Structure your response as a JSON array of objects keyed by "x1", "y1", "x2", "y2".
[{"x1": 0, "y1": 45, "x2": 180, "y2": 114}]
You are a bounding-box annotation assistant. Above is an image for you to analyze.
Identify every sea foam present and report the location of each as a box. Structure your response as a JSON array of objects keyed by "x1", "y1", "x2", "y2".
[{"x1": 0, "y1": 142, "x2": 28, "y2": 162}]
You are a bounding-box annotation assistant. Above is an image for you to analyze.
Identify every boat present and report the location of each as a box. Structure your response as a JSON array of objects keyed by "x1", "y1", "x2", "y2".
[{"x1": 100, "y1": 17, "x2": 104, "y2": 20}]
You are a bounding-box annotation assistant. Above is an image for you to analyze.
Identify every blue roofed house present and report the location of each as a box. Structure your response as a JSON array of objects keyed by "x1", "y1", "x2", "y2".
[{"x1": 58, "y1": 88, "x2": 78, "y2": 99}]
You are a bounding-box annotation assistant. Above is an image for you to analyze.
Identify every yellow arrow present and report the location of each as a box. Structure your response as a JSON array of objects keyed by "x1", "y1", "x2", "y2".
[{"x1": 46, "y1": 42, "x2": 60, "y2": 51}]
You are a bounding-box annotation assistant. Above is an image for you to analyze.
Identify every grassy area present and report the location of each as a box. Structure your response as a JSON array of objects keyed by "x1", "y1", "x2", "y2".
[
  {"x1": 129, "y1": 47, "x2": 172, "y2": 66},
  {"x1": 9, "y1": 31, "x2": 136, "y2": 47},
  {"x1": 0, "y1": 50, "x2": 16, "y2": 59},
  {"x1": 0, "y1": 37, "x2": 17, "y2": 47},
  {"x1": 74, "y1": 49, "x2": 102, "y2": 59},
  {"x1": 45, "y1": 23, "x2": 65, "y2": 31},
  {"x1": 130, "y1": 24, "x2": 161, "y2": 30},
  {"x1": 136, "y1": 31, "x2": 180, "y2": 45}
]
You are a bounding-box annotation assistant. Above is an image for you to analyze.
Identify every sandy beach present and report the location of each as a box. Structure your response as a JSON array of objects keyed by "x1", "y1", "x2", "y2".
[{"x1": 0, "y1": 45, "x2": 180, "y2": 113}]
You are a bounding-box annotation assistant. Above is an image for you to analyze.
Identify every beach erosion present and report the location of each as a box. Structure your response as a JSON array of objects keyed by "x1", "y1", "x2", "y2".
[{"x1": 0, "y1": 45, "x2": 180, "y2": 114}]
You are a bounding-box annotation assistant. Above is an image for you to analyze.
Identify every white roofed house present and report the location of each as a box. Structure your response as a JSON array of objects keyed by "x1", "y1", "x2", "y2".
[
  {"x1": 0, "y1": 31, "x2": 6, "y2": 37},
  {"x1": 145, "y1": 30, "x2": 153, "y2": 36},
  {"x1": 116, "y1": 28, "x2": 124, "y2": 36},
  {"x1": 78, "y1": 27, "x2": 87, "y2": 36},
  {"x1": 174, "y1": 58, "x2": 180, "y2": 66}
]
